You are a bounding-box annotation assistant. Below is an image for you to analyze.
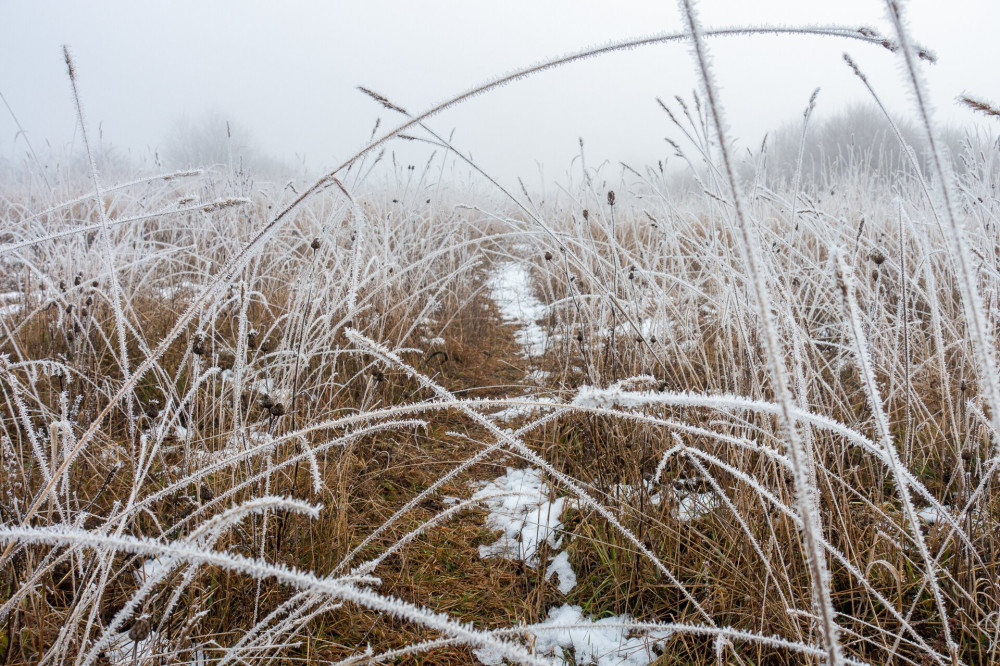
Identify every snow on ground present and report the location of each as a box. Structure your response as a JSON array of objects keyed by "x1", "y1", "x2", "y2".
[
  {"x1": 0, "y1": 291, "x2": 24, "y2": 317},
  {"x1": 546, "y1": 551, "x2": 577, "y2": 594},
  {"x1": 487, "y1": 261, "x2": 548, "y2": 358},
  {"x1": 917, "y1": 505, "x2": 953, "y2": 524},
  {"x1": 472, "y1": 467, "x2": 676, "y2": 665},
  {"x1": 473, "y1": 601, "x2": 670, "y2": 666},
  {"x1": 472, "y1": 468, "x2": 569, "y2": 571},
  {"x1": 530, "y1": 604, "x2": 671, "y2": 666},
  {"x1": 155, "y1": 280, "x2": 201, "y2": 300},
  {"x1": 675, "y1": 492, "x2": 719, "y2": 522},
  {"x1": 0, "y1": 303, "x2": 22, "y2": 317},
  {"x1": 134, "y1": 557, "x2": 170, "y2": 584}
]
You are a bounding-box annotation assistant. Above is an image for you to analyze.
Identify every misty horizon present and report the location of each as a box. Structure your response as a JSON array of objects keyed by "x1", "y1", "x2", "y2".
[{"x1": 2, "y1": 1, "x2": 998, "y2": 189}]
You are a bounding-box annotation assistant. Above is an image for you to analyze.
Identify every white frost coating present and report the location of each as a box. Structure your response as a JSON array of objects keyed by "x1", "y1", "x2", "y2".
[
  {"x1": 472, "y1": 467, "x2": 567, "y2": 565},
  {"x1": 475, "y1": 604, "x2": 671, "y2": 666},
  {"x1": 487, "y1": 261, "x2": 548, "y2": 357},
  {"x1": 572, "y1": 385, "x2": 664, "y2": 411},
  {"x1": 488, "y1": 396, "x2": 557, "y2": 423}
]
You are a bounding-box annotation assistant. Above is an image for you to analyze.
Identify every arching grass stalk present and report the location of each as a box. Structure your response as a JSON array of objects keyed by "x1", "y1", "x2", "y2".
[
  {"x1": 675, "y1": 2, "x2": 841, "y2": 663},
  {"x1": 0, "y1": 526, "x2": 552, "y2": 666}
]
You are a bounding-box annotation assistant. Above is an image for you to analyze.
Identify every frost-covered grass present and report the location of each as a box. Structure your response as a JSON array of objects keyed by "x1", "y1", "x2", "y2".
[{"x1": 2, "y1": 12, "x2": 1000, "y2": 666}]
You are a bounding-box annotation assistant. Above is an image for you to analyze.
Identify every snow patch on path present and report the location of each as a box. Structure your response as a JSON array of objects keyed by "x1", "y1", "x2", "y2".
[
  {"x1": 472, "y1": 468, "x2": 573, "y2": 593},
  {"x1": 474, "y1": 603, "x2": 671, "y2": 666},
  {"x1": 530, "y1": 603, "x2": 670, "y2": 666},
  {"x1": 473, "y1": 468, "x2": 674, "y2": 665},
  {"x1": 487, "y1": 261, "x2": 548, "y2": 358}
]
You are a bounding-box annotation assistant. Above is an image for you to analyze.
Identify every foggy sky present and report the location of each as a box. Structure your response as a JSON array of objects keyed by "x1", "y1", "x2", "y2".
[{"x1": 1, "y1": 1, "x2": 997, "y2": 186}]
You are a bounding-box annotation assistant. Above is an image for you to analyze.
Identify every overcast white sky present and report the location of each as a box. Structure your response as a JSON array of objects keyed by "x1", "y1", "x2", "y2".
[{"x1": 1, "y1": 1, "x2": 997, "y2": 186}]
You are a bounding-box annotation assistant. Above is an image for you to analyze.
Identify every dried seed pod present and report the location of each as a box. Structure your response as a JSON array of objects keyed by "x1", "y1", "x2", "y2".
[
  {"x1": 544, "y1": 251, "x2": 552, "y2": 261},
  {"x1": 74, "y1": 273, "x2": 82, "y2": 286},
  {"x1": 371, "y1": 369, "x2": 386, "y2": 382},
  {"x1": 310, "y1": 237, "x2": 321, "y2": 250},
  {"x1": 582, "y1": 209, "x2": 589, "y2": 221},
  {"x1": 191, "y1": 335, "x2": 205, "y2": 356},
  {"x1": 260, "y1": 394, "x2": 274, "y2": 410},
  {"x1": 144, "y1": 405, "x2": 160, "y2": 419},
  {"x1": 129, "y1": 617, "x2": 151, "y2": 643},
  {"x1": 607, "y1": 190, "x2": 616, "y2": 206},
  {"x1": 199, "y1": 484, "x2": 214, "y2": 502},
  {"x1": 575, "y1": 330, "x2": 584, "y2": 342},
  {"x1": 269, "y1": 402, "x2": 286, "y2": 417},
  {"x1": 870, "y1": 250, "x2": 886, "y2": 266}
]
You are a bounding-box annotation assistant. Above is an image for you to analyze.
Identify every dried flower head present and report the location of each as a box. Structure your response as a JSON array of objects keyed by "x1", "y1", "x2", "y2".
[
  {"x1": 129, "y1": 617, "x2": 150, "y2": 643},
  {"x1": 959, "y1": 95, "x2": 1000, "y2": 119}
]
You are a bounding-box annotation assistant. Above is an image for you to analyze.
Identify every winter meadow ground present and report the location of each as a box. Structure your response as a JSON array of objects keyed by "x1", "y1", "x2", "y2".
[{"x1": 3, "y1": 7, "x2": 1000, "y2": 666}]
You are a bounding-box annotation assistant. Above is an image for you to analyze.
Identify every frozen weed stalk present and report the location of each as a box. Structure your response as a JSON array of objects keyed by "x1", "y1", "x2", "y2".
[{"x1": 0, "y1": 6, "x2": 997, "y2": 666}]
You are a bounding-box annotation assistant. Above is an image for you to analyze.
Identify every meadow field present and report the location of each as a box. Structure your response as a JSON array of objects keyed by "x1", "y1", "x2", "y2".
[{"x1": 2, "y1": 4, "x2": 1000, "y2": 665}]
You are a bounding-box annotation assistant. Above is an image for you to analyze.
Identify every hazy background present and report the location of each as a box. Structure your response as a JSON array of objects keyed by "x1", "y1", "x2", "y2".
[{"x1": 1, "y1": 0, "x2": 997, "y2": 186}]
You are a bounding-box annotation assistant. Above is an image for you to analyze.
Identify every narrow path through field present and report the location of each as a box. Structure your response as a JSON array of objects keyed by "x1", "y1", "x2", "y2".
[{"x1": 470, "y1": 257, "x2": 672, "y2": 666}]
